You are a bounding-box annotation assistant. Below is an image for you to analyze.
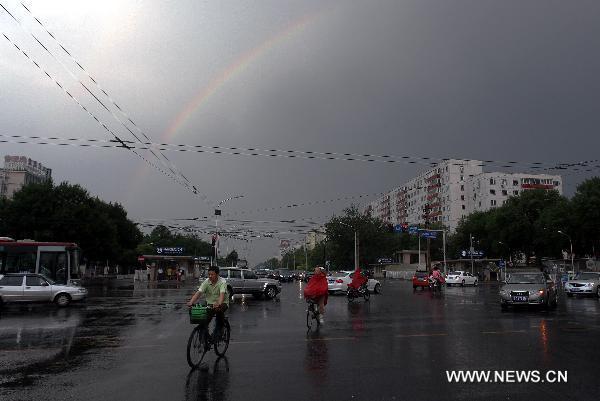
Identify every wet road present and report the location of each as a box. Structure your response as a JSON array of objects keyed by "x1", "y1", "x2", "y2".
[{"x1": 1, "y1": 280, "x2": 600, "y2": 401}]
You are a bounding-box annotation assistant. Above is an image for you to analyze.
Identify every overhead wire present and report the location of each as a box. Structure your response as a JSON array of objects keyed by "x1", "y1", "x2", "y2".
[{"x1": 0, "y1": 2, "x2": 212, "y2": 206}]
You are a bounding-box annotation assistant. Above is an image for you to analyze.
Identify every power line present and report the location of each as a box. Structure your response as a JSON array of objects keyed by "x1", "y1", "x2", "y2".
[{"x1": 2, "y1": 1, "x2": 192, "y2": 188}]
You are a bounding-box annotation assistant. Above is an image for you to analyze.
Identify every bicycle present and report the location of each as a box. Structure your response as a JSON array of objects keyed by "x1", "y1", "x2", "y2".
[
  {"x1": 306, "y1": 298, "x2": 321, "y2": 331},
  {"x1": 187, "y1": 305, "x2": 231, "y2": 369}
]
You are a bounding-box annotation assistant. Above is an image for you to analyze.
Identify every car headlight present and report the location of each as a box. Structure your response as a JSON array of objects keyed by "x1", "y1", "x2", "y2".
[
  {"x1": 586, "y1": 283, "x2": 594, "y2": 287},
  {"x1": 78, "y1": 288, "x2": 87, "y2": 293}
]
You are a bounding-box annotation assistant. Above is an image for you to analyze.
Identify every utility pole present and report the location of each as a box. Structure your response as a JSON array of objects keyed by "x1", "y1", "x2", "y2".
[{"x1": 470, "y1": 234, "x2": 475, "y2": 275}]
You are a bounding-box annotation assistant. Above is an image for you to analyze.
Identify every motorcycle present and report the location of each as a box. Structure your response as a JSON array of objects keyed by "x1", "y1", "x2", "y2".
[
  {"x1": 347, "y1": 283, "x2": 370, "y2": 302},
  {"x1": 428, "y1": 277, "x2": 443, "y2": 293}
]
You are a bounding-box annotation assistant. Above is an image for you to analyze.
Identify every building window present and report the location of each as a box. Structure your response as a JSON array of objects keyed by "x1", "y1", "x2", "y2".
[
  {"x1": 489, "y1": 178, "x2": 495, "y2": 185},
  {"x1": 553, "y1": 181, "x2": 559, "y2": 186},
  {"x1": 491, "y1": 199, "x2": 497, "y2": 206},
  {"x1": 490, "y1": 189, "x2": 496, "y2": 195},
  {"x1": 460, "y1": 175, "x2": 464, "y2": 181},
  {"x1": 513, "y1": 190, "x2": 519, "y2": 195},
  {"x1": 513, "y1": 180, "x2": 519, "y2": 186},
  {"x1": 460, "y1": 195, "x2": 465, "y2": 201},
  {"x1": 461, "y1": 204, "x2": 465, "y2": 210},
  {"x1": 460, "y1": 185, "x2": 464, "y2": 191},
  {"x1": 502, "y1": 190, "x2": 507, "y2": 196},
  {"x1": 478, "y1": 201, "x2": 481, "y2": 207}
]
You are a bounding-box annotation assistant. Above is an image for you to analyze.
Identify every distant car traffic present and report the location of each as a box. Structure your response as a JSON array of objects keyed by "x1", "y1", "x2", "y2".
[
  {"x1": 446, "y1": 271, "x2": 478, "y2": 286},
  {"x1": 254, "y1": 269, "x2": 272, "y2": 278},
  {"x1": 327, "y1": 271, "x2": 381, "y2": 294},
  {"x1": 0, "y1": 273, "x2": 87, "y2": 308},
  {"x1": 499, "y1": 271, "x2": 558, "y2": 310},
  {"x1": 412, "y1": 271, "x2": 429, "y2": 289},
  {"x1": 564, "y1": 272, "x2": 600, "y2": 297}
]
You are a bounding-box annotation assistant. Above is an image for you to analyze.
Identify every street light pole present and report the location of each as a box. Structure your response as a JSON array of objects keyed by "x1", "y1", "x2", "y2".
[
  {"x1": 470, "y1": 234, "x2": 475, "y2": 275},
  {"x1": 558, "y1": 230, "x2": 574, "y2": 274}
]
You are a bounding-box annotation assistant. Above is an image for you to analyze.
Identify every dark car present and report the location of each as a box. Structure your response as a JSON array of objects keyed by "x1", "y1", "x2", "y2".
[
  {"x1": 412, "y1": 271, "x2": 429, "y2": 289},
  {"x1": 254, "y1": 269, "x2": 271, "y2": 279},
  {"x1": 276, "y1": 269, "x2": 295, "y2": 282}
]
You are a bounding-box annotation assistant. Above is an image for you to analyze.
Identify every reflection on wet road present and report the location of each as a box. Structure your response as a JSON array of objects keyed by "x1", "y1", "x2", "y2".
[{"x1": 1, "y1": 280, "x2": 600, "y2": 400}]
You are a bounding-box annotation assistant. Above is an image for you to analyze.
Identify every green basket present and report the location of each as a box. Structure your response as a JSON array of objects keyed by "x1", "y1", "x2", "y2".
[{"x1": 189, "y1": 306, "x2": 210, "y2": 324}]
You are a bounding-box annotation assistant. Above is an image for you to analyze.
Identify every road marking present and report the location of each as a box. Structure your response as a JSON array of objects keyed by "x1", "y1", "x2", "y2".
[
  {"x1": 481, "y1": 330, "x2": 527, "y2": 334},
  {"x1": 395, "y1": 333, "x2": 448, "y2": 338}
]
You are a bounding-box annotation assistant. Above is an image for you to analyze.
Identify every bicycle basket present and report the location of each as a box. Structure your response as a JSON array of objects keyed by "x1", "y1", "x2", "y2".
[{"x1": 189, "y1": 306, "x2": 210, "y2": 324}]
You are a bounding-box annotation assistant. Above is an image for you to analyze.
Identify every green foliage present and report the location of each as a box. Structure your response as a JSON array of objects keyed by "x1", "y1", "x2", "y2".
[
  {"x1": 0, "y1": 181, "x2": 142, "y2": 266},
  {"x1": 136, "y1": 225, "x2": 213, "y2": 258}
]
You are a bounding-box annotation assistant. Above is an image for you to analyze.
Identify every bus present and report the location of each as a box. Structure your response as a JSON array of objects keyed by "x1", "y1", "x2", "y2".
[{"x1": 0, "y1": 237, "x2": 81, "y2": 285}]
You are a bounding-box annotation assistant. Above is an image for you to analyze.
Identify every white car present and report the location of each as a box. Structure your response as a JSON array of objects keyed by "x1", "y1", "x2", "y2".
[
  {"x1": 327, "y1": 271, "x2": 381, "y2": 294},
  {"x1": 446, "y1": 271, "x2": 478, "y2": 286}
]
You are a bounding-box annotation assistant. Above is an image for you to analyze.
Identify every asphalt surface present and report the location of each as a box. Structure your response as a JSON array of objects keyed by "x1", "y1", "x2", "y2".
[{"x1": 1, "y1": 280, "x2": 600, "y2": 401}]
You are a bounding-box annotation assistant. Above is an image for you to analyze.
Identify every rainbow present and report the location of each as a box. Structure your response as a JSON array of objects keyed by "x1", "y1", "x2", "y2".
[
  {"x1": 161, "y1": 10, "x2": 324, "y2": 142},
  {"x1": 125, "y1": 9, "x2": 328, "y2": 207}
]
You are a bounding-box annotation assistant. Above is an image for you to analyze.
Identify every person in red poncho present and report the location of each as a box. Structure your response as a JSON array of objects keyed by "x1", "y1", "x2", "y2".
[
  {"x1": 303, "y1": 266, "x2": 328, "y2": 324},
  {"x1": 348, "y1": 267, "x2": 368, "y2": 290}
]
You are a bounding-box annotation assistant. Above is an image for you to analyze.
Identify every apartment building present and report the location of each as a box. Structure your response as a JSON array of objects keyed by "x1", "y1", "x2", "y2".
[
  {"x1": 0, "y1": 155, "x2": 52, "y2": 199},
  {"x1": 365, "y1": 159, "x2": 562, "y2": 231}
]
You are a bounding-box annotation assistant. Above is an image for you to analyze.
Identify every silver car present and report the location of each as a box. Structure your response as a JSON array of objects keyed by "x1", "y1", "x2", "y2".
[
  {"x1": 0, "y1": 273, "x2": 87, "y2": 307},
  {"x1": 499, "y1": 271, "x2": 558, "y2": 310},
  {"x1": 565, "y1": 272, "x2": 600, "y2": 297}
]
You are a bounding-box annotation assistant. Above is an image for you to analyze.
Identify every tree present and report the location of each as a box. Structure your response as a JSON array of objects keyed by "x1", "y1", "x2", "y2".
[
  {"x1": 324, "y1": 205, "x2": 396, "y2": 269},
  {"x1": 224, "y1": 250, "x2": 239, "y2": 266},
  {"x1": 0, "y1": 181, "x2": 142, "y2": 268},
  {"x1": 571, "y1": 177, "x2": 600, "y2": 256}
]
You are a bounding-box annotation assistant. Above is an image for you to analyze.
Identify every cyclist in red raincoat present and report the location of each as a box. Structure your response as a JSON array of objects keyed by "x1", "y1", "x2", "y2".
[{"x1": 303, "y1": 266, "x2": 328, "y2": 323}]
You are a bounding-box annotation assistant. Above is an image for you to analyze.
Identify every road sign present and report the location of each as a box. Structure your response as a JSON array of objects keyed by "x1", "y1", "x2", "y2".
[
  {"x1": 421, "y1": 231, "x2": 438, "y2": 239},
  {"x1": 394, "y1": 224, "x2": 403, "y2": 233},
  {"x1": 498, "y1": 260, "x2": 506, "y2": 268},
  {"x1": 408, "y1": 226, "x2": 418, "y2": 234}
]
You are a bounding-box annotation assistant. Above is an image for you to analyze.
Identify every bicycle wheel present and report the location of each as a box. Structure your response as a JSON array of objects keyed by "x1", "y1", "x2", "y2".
[
  {"x1": 187, "y1": 325, "x2": 209, "y2": 369},
  {"x1": 214, "y1": 319, "x2": 231, "y2": 356},
  {"x1": 363, "y1": 289, "x2": 370, "y2": 301},
  {"x1": 306, "y1": 309, "x2": 313, "y2": 330}
]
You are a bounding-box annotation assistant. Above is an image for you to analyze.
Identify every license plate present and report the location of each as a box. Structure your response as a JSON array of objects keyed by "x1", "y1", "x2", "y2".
[
  {"x1": 571, "y1": 289, "x2": 581, "y2": 292},
  {"x1": 328, "y1": 280, "x2": 335, "y2": 283},
  {"x1": 512, "y1": 296, "x2": 528, "y2": 302}
]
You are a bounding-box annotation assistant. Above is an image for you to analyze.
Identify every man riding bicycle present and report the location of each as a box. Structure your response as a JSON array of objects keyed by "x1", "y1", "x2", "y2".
[{"x1": 187, "y1": 265, "x2": 229, "y2": 338}]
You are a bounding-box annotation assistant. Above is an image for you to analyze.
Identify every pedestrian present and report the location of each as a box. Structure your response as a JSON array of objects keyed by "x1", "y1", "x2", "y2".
[
  {"x1": 146, "y1": 265, "x2": 150, "y2": 281},
  {"x1": 158, "y1": 267, "x2": 164, "y2": 281}
]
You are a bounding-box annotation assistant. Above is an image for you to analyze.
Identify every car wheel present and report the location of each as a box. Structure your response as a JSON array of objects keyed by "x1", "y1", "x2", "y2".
[
  {"x1": 55, "y1": 293, "x2": 71, "y2": 307},
  {"x1": 413, "y1": 285, "x2": 417, "y2": 290},
  {"x1": 597, "y1": 287, "x2": 600, "y2": 298},
  {"x1": 461, "y1": 280, "x2": 465, "y2": 287},
  {"x1": 473, "y1": 280, "x2": 478, "y2": 287},
  {"x1": 264, "y1": 286, "x2": 277, "y2": 299},
  {"x1": 374, "y1": 283, "x2": 381, "y2": 294}
]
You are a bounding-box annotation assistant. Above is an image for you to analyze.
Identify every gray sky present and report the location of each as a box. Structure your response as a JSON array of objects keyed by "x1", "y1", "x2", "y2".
[{"x1": 1, "y1": 0, "x2": 599, "y2": 265}]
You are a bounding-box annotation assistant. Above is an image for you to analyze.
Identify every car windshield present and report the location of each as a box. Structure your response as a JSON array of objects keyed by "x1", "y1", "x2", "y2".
[
  {"x1": 451, "y1": 271, "x2": 463, "y2": 275},
  {"x1": 574, "y1": 273, "x2": 599, "y2": 280},
  {"x1": 506, "y1": 273, "x2": 544, "y2": 284}
]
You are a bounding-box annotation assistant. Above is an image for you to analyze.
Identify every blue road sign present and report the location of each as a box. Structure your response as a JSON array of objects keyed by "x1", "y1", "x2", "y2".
[
  {"x1": 408, "y1": 226, "x2": 418, "y2": 234},
  {"x1": 394, "y1": 224, "x2": 403, "y2": 233},
  {"x1": 421, "y1": 231, "x2": 438, "y2": 239}
]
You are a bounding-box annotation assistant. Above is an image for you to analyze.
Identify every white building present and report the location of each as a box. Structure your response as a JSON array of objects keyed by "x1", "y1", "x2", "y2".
[
  {"x1": 365, "y1": 159, "x2": 562, "y2": 231},
  {"x1": 0, "y1": 155, "x2": 52, "y2": 199},
  {"x1": 467, "y1": 172, "x2": 562, "y2": 212}
]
